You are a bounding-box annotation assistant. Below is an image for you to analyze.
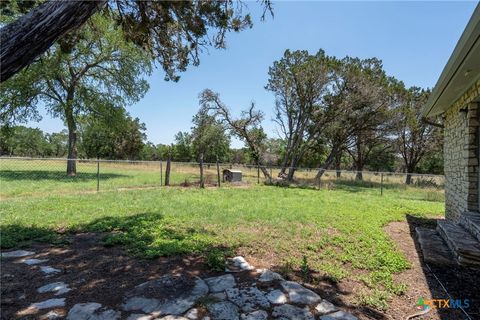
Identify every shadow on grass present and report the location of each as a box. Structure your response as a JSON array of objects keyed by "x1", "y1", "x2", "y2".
[
  {"x1": 1, "y1": 212, "x2": 230, "y2": 262},
  {"x1": 0, "y1": 170, "x2": 126, "y2": 182},
  {"x1": 265, "y1": 178, "x2": 402, "y2": 193},
  {"x1": 405, "y1": 214, "x2": 480, "y2": 319},
  {"x1": 1, "y1": 212, "x2": 387, "y2": 319}
]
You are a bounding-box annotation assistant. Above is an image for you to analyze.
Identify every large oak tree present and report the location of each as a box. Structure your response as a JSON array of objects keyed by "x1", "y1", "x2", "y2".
[
  {"x1": 266, "y1": 49, "x2": 334, "y2": 181},
  {"x1": 199, "y1": 89, "x2": 271, "y2": 179},
  {"x1": 0, "y1": 14, "x2": 151, "y2": 175},
  {"x1": 0, "y1": 0, "x2": 272, "y2": 82},
  {"x1": 394, "y1": 86, "x2": 441, "y2": 184}
]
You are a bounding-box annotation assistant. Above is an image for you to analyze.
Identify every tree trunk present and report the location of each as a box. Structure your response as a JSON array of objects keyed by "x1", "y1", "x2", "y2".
[
  {"x1": 286, "y1": 155, "x2": 300, "y2": 181},
  {"x1": 249, "y1": 150, "x2": 270, "y2": 180},
  {"x1": 355, "y1": 161, "x2": 363, "y2": 181},
  {"x1": 1, "y1": 0, "x2": 105, "y2": 82},
  {"x1": 405, "y1": 173, "x2": 412, "y2": 185},
  {"x1": 65, "y1": 109, "x2": 77, "y2": 176},
  {"x1": 286, "y1": 167, "x2": 295, "y2": 181},
  {"x1": 260, "y1": 166, "x2": 270, "y2": 180},
  {"x1": 335, "y1": 152, "x2": 342, "y2": 178},
  {"x1": 405, "y1": 165, "x2": 415, "y2": 185},
  {"x1": 315, "y1": 146, "x2": 338, "y2": 180}
]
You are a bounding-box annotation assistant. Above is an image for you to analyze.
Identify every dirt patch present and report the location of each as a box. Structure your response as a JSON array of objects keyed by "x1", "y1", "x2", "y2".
[
  {"x1": 2, "y1": 222, "x2": 479, "y2": 320},
  {"x1": 384, "y1": 217, "x2": 480, "y2": 320},
  {"x1": 0, "y1": 233, "x2": 213, "y2": 320}
]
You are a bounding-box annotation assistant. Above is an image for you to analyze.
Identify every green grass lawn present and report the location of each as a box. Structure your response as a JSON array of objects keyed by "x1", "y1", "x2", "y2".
[
  {"x1": 0, "y1": 159, "x2": 444, "y2": 203},
  {"x1": 0, "y1": 184, "x2": 443, "y2": 311},
  {"x1": 0, "y1": 159, "x2": 267, "y2": 197}
]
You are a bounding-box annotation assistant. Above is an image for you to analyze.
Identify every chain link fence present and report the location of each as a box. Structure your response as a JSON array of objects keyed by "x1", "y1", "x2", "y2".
[{"x1": 0, "y1": 157, "x2": 445, "y2": 201}]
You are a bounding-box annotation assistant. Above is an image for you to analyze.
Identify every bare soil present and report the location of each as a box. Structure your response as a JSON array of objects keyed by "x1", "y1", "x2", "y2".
[
  {"x1": 384, "y1": 216, "x2": 480, "y2": 320},
  {"x1": 1, "y1": 220, "x2": 479, "y2": 320}
]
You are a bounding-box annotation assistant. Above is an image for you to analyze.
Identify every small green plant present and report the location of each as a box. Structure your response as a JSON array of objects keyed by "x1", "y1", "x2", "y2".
[
  {"x1": 300, "y1": 255, "x2": 310, "y2": 282},
  {"x1": 356, "y1": 289, "x2": 390, "y2": 311},
  {"x1": 206, "y1": 249, "x2": 227, "y2": 272},
  {"x1": 279, "y1": 258, "x2": 295, "y2": 280},
  {"x1": 197, "y1": 295, "x2": 222, "y2": 307}
]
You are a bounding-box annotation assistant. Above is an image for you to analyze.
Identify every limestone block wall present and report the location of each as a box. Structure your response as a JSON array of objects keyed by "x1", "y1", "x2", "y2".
[{"x1": 443, "y1": 80, "x2": 480, "y2": 221}]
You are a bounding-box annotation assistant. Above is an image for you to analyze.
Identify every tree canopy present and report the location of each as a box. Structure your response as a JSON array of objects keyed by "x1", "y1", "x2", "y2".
[
  {"x1": 0, "y1": 14, "x2": 152, "y2": 175},
  {"x1": 0, "y1": 0, "x2": 272, "y2": 81}
]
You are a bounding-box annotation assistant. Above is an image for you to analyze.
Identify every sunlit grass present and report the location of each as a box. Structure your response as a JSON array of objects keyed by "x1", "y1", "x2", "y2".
[{"x1": 0, "y1": 184, "x2": 443, "y2": 311}]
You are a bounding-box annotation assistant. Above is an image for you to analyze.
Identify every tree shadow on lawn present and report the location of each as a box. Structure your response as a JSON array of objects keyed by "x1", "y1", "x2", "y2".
[
  {"x1": 266, "y1": 178, "x2": 400, "y2": 193},
  {"x1": 0, "y1": 170, "x2": 126, "y2": 182},
  {"x1": 405, "y1": 214, "x2": 480, "y2": 319},
  {"x1": 1, "y1": 212, "x2": 232, "y2": 268},
  {"x1": 1, "y1": 212, "x2": 390, "y2": 319}
]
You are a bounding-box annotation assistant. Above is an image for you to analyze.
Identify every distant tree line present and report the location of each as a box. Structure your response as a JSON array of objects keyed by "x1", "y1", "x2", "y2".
[
  {"x1": 1, "y1": 3, "x2": 442, "y2": 182},
  {"x1": 0, "y1": 0, "x2": 271, "y2": 176},
  {"x1": 0, "y1": 49, "x2": 444, "y2": 181},
  {"x1": 199, "y1": 49, "x2": 444, "y2": 183},
  {"x1": 0, "y1": 5, "x2": 443, "y2": 181}
]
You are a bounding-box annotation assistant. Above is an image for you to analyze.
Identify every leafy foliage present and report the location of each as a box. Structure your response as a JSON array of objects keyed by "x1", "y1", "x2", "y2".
[
  {"x1": 0, "y1": 125, "x2": 68, "y2": 157},
  {"x1": 80, "y1": 110, "x2": 146, "y2": 160},
  {"x1": 1, "y1": 0, "x2": 272, "y2": 81},
  {"x1": 191, "y1": 111, "x2": 231, "y2": 163},
  {"x1": 0, "y1": 14, "x2": 151, "y2": 174}
]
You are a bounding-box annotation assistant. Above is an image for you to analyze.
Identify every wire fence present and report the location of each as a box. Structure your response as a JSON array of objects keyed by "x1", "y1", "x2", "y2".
[{"x1": 0, "y1": 157, "x2": 445, "y2": 201}]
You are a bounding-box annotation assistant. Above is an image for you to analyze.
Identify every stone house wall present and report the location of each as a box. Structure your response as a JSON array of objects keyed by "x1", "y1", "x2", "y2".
[{"x1": 443, "y1": 80, "x2": 480, "y2": 221}]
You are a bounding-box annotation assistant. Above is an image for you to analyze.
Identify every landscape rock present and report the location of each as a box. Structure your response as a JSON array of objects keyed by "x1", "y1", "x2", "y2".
[
  {"x1": 40, "y1": 266, "x2": 61, "y2": 275},
  {"x1": 33, "y1": 298, "x2": 66, "y2": 309},
  {"x1": 257, "y1": 269, "x2": 284, "y2": 282},
  {"x1": 22, "y1": 258, "x2": 48, "y2": 265},
  {"x1": 123, "y1": 297, "x2": 160, "y2": 313},
  {"x1": 315, "y1": 300, "x2": 338, "y2": 315},
  {"x1": 37, "y1": 281, "x2": 71, "y2": 295},
  {"x1": 240, "y1": 310, "x2": 268, "y2": 320},
  {"x1": 205, "y1": 274, "x2": 236, "y2": 293},
  {"x1": 265, "y1": 289, "x2": 287, "y2": 305},
  {"x1": 226, "y1": 287, "x2": 270, "y2": 312},
  {"x1": 184, "y1": 308, "x2": 199, "y2": 319},
  {"x1": 280, "y1": 281, "x2": 321, "y2": 305},
  {"x1": 272, "y1": 304, "x2": 314, "y2": 320},
  {"x1": 206, "y1": 301, "x2": 239, "y2": 320},
  {"x1": 66, "y1": 302, "x2": 120, "y2": 320},
  {"x1": 319, "y1": 311, "x2": 357, "y2": 320},
  {"x1": 41, "y1": 310, "x2": 63, "y2": 319},
  {"x1": 123, "y1": 275, "x2": 208, "y2": 316},
  {"x1": 126, "y1": 314, "x2": 154, "y2": 320},
  {"x1": 160, "y1": 316, "x2": 190, "y2": 320},
  {"x1": 208, "y1": 292, "x2": 227, "y2": 301},
  {"x1": 225, "y1": 256, "x2": 254, "y2": 272},
  {"x1": 1, "y1": 250, "x2": 35, "y2": 258}
]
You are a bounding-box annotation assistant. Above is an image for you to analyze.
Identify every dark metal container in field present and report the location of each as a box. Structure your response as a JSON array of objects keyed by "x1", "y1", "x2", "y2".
[{"x1": 223, "y1": 169, "x2": 242, "y2": 182}]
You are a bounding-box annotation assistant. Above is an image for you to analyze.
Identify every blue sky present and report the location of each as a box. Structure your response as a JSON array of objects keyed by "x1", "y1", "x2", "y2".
[{"x1": 30, "y1": 1, "x2": 478, "y2": 148}]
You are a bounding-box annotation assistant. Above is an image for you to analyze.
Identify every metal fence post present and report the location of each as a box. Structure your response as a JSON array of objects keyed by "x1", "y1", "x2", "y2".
[
  {"x1": 199, "y1": 153, "x2": 205, "y2": 188},
  {"x1": 257, "y1": 164, "x2": 260, "y2": 184},
  {"x1": 96, "y1": 158, "x2": 100, "y2": 192},
  {"x1": 165, "y1": 154, "x2": 171, "y2": 186},
  {"x1": 380, "y1": 173, "x2": 384, "y2": 196},
  {"x1": 160, "y1": 160, "x2": 163, "y2": 186},
  {"x1": 216, "y1": 156, "x2": 221, "y2": 187}
]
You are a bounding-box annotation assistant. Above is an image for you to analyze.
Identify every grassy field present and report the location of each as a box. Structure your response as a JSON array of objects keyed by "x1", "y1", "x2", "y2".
[
  {"x1": 0, "y1": 158, "x2": 444, "y2": 202},
  {"x1": 0, "y1": 181, "x2": 444, "y2": 310},
  {"x1": 0, "y1": 158, "x2": 274, "y2": 197}
]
